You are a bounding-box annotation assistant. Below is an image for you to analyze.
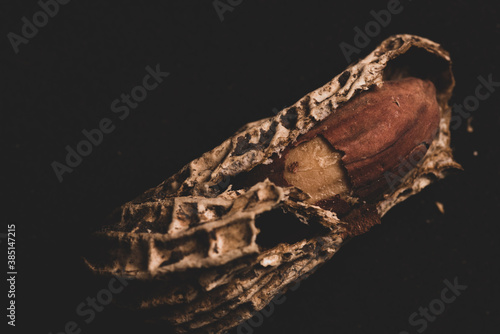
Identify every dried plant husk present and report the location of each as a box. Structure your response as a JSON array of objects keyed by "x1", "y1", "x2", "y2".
[{"x1": 84, "y1": 34, "x2": 461, "y2": 333}]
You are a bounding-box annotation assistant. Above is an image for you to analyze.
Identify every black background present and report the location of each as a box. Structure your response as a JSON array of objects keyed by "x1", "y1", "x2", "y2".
[{"x1": 2, "y1": 0, "x2": 500, "y2": 333}]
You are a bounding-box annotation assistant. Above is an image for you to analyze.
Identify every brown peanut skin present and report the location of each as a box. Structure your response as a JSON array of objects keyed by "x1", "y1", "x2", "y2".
[
  {"x1": 234, "y1": 77, "x2": 440, "y2": 204},
  {"x1": 298, "y1": 77, "x2": 440, "y2": 199}
]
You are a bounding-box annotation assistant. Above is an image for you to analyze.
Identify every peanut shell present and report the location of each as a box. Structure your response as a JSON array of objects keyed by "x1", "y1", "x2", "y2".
[{"x1": 85, "y1": 34, "x2": 461, "y2": 334}]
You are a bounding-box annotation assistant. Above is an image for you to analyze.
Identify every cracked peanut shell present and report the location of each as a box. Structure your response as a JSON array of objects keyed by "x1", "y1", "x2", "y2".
[{"x1": 85, "y1": 34, "x2": 461, "y2": 334}]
